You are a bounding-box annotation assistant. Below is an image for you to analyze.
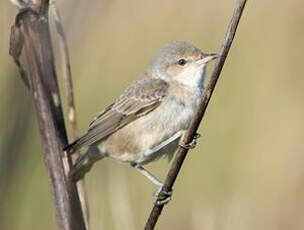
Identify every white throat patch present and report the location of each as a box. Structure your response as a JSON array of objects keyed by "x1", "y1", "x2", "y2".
[{"x1": 175, "y1": 65, "x2": 207, "y2": 92}]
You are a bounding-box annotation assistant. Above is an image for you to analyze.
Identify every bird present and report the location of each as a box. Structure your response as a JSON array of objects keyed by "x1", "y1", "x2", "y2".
[{"x1": 64, "y1": 41, "x2": 217, "y2": 199}]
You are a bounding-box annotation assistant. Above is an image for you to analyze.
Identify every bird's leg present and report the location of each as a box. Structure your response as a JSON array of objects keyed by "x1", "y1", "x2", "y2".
[
  {"x1": 131, "y1": 163, "x2": 163, "y2": 187},
  {"x1": 178, "y1": 133, "x2": 201, "y2": 149},
  {"x1": 145, "y1": 131, "x2": 182, "y2": 157},
  {"x1": 131, "y1": 163, "x2": 173, "y2": 205}
]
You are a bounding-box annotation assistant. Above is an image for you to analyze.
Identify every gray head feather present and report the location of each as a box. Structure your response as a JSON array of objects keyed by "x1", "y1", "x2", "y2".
[{"x1": 147, "y1": 41, "x2": 202, "y2": 78}]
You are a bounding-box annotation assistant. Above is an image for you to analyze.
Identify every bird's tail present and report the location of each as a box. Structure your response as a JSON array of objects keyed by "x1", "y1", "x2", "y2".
[
  {"x1": 69, "y1": 146, "x2": 105, "y2": 182},
  {"x1": 63, "y1": 138, "x2": 82, "y2": 155}
]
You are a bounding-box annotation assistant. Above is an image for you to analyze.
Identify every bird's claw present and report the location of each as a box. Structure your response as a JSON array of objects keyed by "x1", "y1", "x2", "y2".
[
  {"x1": 156, "y1": 196, "x2": 172, "y2": 206},
  {"x1": 179, "y1": 133, "x2": 201, "y2": 149},
  {"x1": 153, "y1": 188, "x2": 173, "y2": 206}
]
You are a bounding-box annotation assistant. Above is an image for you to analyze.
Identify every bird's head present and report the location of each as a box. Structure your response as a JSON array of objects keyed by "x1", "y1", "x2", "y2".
[{"x1": 148, "y1": 41, "x2": 217, "y2": 89}]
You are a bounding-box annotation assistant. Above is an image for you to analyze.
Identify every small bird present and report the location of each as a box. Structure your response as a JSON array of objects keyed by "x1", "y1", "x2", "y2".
[{"x1": 64, "y1": 41, "x2": 217, "y2": 196}]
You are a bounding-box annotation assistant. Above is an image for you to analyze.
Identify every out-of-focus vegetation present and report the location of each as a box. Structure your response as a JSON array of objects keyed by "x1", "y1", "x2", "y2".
[{"x1": 1, "y1": 0, "x2": 304, "y2": 229}]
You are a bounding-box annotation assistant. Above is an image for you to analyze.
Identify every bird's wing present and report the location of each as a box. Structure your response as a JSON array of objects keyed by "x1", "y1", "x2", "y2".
[{"x1": 64, "y1": 78, "x2": 169, "y2": 153}]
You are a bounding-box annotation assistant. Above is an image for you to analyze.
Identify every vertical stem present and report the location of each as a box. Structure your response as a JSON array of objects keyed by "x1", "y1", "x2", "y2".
[
  {"x1": 11, "y1": 5, "x2": 86, "y2": 230},
  {"x1": 50, "y1": 4, "x2": 90, "y2": 229}
]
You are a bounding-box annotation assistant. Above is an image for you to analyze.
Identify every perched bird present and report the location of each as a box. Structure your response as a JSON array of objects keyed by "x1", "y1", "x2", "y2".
[{"x1": 64, "y1": 41, "x2": 217, "y2": 196}]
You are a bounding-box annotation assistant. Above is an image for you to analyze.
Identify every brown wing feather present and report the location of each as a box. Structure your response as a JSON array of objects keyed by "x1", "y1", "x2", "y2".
[{"x1": 64, "y1": 78, "x2": 168, "y2": 153}]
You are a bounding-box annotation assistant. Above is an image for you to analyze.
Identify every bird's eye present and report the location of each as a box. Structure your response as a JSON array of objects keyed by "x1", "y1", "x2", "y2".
[{"x1": 177, "y1": 59, "x2": 187, "y2": 66}]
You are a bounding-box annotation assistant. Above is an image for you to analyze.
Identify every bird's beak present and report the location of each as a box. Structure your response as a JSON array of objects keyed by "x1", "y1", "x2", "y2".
[{"x1": 196, "y1": 53, "x2": 218, "y2": 65}]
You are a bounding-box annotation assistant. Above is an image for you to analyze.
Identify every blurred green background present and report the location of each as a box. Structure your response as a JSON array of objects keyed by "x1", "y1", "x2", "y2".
[{"x1": 1, "y1": 0, "x2": 304, "y2": 229}]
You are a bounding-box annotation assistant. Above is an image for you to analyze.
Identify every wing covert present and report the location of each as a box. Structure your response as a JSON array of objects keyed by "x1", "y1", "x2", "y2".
[{"x1": 64, "y1": 78, "x2": 168, "y2": 153}]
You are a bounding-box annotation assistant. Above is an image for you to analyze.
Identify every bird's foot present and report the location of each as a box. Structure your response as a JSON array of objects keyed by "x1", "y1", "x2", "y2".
[
  {"x1": 153, "y1": 187, "x2": 173, "y2": 206},
  {"x1": 178, "y1": 133, "x2": 200, "y2": 149}
]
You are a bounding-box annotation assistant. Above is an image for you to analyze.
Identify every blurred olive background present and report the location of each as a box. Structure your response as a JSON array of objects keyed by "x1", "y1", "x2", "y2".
[{"x1": 1, "y1": 0, "x2": 304, "y2": 229}]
